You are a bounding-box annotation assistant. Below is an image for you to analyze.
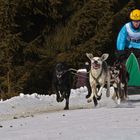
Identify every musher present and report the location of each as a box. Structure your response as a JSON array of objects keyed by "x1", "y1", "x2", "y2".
[{"x1": 116, "y1": 9, "x2": 140, "y2": 61}]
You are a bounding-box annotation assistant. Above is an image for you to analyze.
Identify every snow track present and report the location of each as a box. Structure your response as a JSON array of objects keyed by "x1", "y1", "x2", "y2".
[
  {"x1": 1, "y1": 87, "x2": 140, "y2": 140},
  {"x1": 0, "y1": 87, "x2": 140, "y2": 121}
]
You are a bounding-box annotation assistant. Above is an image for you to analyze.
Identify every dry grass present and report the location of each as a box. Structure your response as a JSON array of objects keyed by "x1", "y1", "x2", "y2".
[{"x1": 0, "y1": 92, "x2": 19, "y2": 100}]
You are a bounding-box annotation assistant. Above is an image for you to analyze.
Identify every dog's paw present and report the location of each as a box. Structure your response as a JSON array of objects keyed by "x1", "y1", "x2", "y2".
[
  {"x1": 87, "y1": 98, "x2": 92, "y2": 103},
  {"x1": 96, "y1": 93, "x2": 102, "y2": 100},
  {"x1": 64, "y1": 107, "x2": 69, "y2": 110},
  {"x1": 96, "y1": 96, "x2": 101, "y2": 100},
  {"x1": 86, "y1": 94, "x2": 91, "y2": 99},
  {"x1": 59, "y1": 96, "x2": 64, "y2": 102},
  {"x1": 56, "y1": 98, "x2": 60, "y2": 102},
  {"x1": 56, "y1": 96, "x2": 64, "y2": 102},
  {"x1": 111, "y1": 96, "x2": 116, "y2": 100},
  {"x1": 117, "y1": 98, "x2": 121, "y2": 105}
]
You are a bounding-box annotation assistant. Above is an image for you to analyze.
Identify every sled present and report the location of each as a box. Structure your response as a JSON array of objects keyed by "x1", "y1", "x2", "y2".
[
  {"x1": 126, "y1": 53, "x2": 140, "y2": 86},
  {"x1": 126, "y1": 53, "x2": 140, "y2": 94},
  {"x1": 72, "y1": 69, "x2": 88, "y2": 88}
]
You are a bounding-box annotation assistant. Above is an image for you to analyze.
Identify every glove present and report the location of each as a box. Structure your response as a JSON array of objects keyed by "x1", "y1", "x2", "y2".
[
  {"x1": 132, "y1": 48, "x2": 140, "y2": 58},
  {"x1": 115, "y1": 50, "x2": 126, "y2": 62},
  {"x1": 125, "y1": 48, "x2": 140, "y2": 58}
]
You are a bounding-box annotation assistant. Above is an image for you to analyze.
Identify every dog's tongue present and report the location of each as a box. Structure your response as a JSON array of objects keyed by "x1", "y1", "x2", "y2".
[{"x1": 93, "y1": 63, "x2": 100, "y2": 69}]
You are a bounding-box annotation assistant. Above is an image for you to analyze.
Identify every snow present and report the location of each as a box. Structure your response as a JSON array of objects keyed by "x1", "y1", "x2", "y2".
[
  {"x1": 77, "y1": 69, "x2": 87, "y2": 72},
  {"x1": 0, "y1": 87, "x2": 140, "y2": 140}
]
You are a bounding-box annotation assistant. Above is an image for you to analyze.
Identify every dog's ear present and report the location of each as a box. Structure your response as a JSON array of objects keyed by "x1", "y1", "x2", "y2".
[
  {"x1": 101, "y1": 53, "x2": 109, "y2": 61},
  {"x1": 86, "y1": 53, "x2": 93, "y2": 60}
]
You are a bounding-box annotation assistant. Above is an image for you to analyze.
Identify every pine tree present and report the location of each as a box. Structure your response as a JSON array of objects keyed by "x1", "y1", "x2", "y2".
[{"x1": 0, "y1": 0, "x2": 24, "y2": 95}]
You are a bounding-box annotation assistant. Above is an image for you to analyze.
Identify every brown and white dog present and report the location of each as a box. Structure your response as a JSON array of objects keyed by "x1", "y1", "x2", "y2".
[
  {"x1": 110, "y1": 62, "x2": 129, "y2": 104},
  {"x1": 86, "y1": 53, "x2": 110, "y2": 106}
]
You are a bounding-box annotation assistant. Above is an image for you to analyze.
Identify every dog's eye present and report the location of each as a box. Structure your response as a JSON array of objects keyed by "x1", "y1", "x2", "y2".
[{"x1": 96, "y1": 58, "x2": 100, "y2": 61}]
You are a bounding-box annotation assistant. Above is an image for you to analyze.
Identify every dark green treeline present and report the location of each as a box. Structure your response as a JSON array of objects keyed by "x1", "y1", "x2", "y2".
[{"x1": 0, "y1": 0, "x2": 138, "y2": 99}]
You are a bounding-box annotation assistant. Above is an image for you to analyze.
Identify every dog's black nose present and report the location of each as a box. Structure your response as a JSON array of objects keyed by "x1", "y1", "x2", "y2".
[{"x1": 94, "y1": 61, "x2": 98, "y2": 64}]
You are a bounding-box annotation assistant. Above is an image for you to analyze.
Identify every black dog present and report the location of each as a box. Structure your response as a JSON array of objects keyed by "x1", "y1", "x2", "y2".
[{"x1": 52, "y1": 62, "x2": 72, "y2": 110}]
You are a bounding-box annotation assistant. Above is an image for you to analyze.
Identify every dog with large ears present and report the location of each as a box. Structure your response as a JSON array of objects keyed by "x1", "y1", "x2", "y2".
[{"x1": 86, "y1": 53, "x2": 110, "y2": 106}]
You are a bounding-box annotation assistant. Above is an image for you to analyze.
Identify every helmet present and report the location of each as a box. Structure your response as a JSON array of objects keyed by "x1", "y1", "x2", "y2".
[{"x1": 130, "y1": 9, "x2": 140, "y2": 21}]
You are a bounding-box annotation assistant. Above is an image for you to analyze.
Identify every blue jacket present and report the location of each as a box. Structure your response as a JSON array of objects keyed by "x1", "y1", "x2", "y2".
[{"x1": 117, "y1": 22, "x2": 140, "y2": 50}]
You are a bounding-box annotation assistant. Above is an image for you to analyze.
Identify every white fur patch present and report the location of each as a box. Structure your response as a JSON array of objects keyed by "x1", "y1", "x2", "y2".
[
  {"x1": 117, "y1": 98, "x2": 121, "y2": 105},
  {"x1": 113, "y1": 83, "x2": 117, "y2": 88},
  {"x1": 77, "y1": 69, "x2": 87, "y2": 72},
  {"x1": 121, "y1": 83, "x2": 125, "y2": 88}
]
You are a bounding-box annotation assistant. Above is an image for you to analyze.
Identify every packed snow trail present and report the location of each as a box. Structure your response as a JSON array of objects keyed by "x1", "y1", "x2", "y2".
[{"x1": 0, "y1": 87, "x2": 140, "y2": 121}]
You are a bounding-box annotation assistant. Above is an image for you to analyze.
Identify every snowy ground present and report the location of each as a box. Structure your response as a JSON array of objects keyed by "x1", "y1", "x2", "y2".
[{"x1": 0, "y1": 87, "x2": 140, "y2": 140}]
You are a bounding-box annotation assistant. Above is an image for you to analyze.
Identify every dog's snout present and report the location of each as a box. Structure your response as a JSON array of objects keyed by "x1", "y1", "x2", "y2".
[
  {"x1": 94, "y1": 60, "x2": 98, "y2": 64},
  {"x1": 56, "y1": 71, "x2": 63, "y2": 78}
]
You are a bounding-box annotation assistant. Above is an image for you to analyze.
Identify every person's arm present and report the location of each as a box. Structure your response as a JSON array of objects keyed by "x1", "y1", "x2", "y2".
[{"x1": 117, "y1": 25, "x2": 128, "y2": 50}]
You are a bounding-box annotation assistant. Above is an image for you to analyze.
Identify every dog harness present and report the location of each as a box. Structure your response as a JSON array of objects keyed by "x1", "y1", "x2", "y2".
[{"x1": 90, "y1": 68, "x2": 103, "y2": 85}]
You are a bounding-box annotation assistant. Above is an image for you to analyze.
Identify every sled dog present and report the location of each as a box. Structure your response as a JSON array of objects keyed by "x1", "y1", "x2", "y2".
[
  {"x1": 110, "y1": 62, "x2": 129, "y2": 104},
  {"x1": 52, "y1": 62, "x2": 72, "y2": 110},
  {"x1": 86, "y1": 53, "x2": 110, "y2": 106}
]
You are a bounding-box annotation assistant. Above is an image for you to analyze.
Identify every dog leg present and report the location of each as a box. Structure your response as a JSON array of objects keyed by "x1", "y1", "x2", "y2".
[
  {"x1": 112, "y1": 86, "x2": 120, "y2": 104},
  {"x1": 117, "y1": 98, "x2": 121, "y2": 105},
  {"x1": 106, "y1": 72, "x2": 110, "y2": 97},
  {"x1": 53, "y1": 85, "x2": 61, "y2": 102},
  {"x1": 64, "y1": 97, "x2": 69, "y2": 110},
  {"x1": 111, "y1": 92, "x2": 116, "y2": 101},
  {"x1": 93, "y1": 96, "x2": 98, "y2": 106},
  {"x1": 116, "y1": 90, "x2": 121, "y2": 105},
  {"x1": 115, "y1": 86, "x2": 121, "y2": 105},
  {"x1": 59, "y1": 92, "x2": 65, "y2": 102},
  {"x1": 87, "y1": 84, "x2": 98, "y2": 107},
  {"x1": 64, "y1": 91, "x2": 70, "y2": 110},
  {"x1": 87, "y1": 84, "x2": 96, "y2": 103},
  {"x1": 97, "y1": 85, "x2": 104, "y2": 97},
  {"x1": 86, "y1": 79, "x2": 92, "y2": 99},
  {"x1": 56, "y1": 91, "x2": 61, "y2": 102}
]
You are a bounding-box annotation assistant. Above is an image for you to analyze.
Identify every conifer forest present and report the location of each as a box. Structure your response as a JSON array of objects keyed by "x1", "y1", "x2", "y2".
[{"x1": 0, "y1": 0, "x2": 139, "y2": 99}]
